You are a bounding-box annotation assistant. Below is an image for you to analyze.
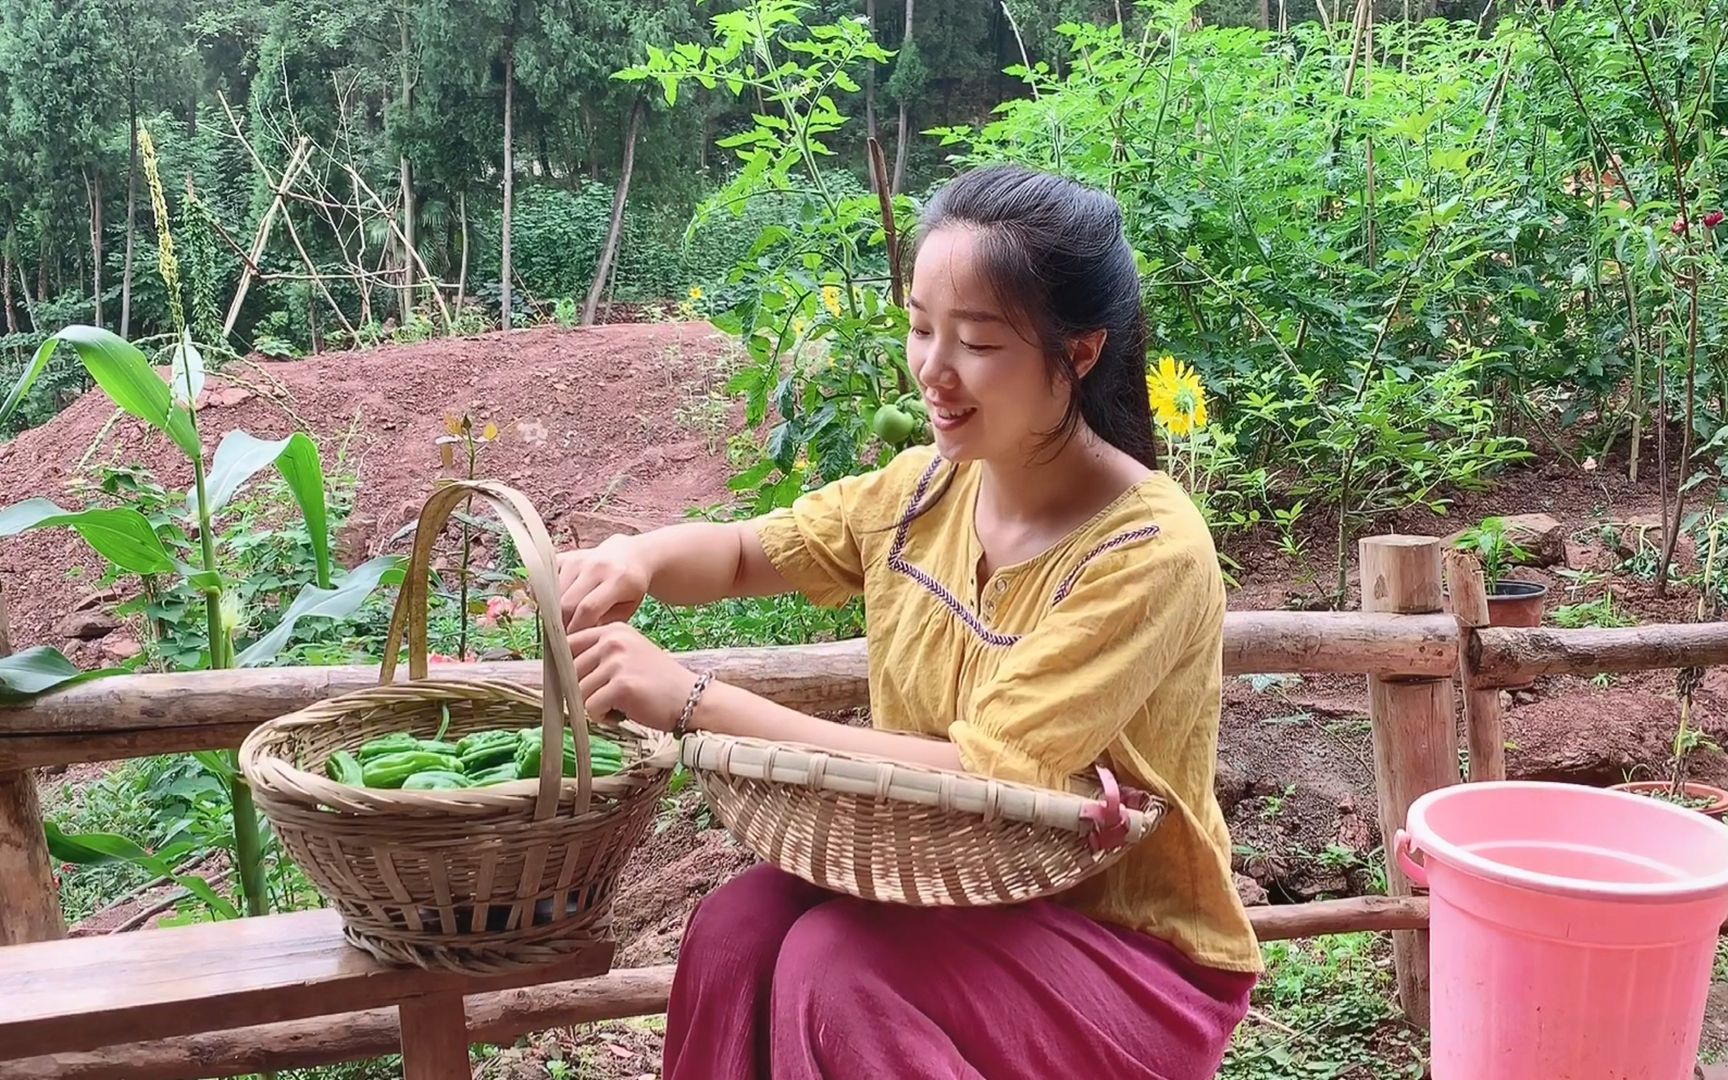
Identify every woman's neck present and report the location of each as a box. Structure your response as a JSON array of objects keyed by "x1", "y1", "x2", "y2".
[{"x1": 977, "y1": 428, "x2": 1145, "y2": 528}]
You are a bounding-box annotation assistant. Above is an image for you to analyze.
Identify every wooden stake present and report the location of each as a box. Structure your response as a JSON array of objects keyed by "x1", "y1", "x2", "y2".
[
  {"x1": 0, "y1": 586, "x2": 64, "y2": 946},
  {"x1": 398, "y1": 995, "x2": 470, "y2": 1080},
  {"x1": 1444, "y1": 549, "x2": 1504, "y2": 782},
  {"x1": 1360, "y1": 535, "x2": 1455, "y2": 1030},
  {"x1": 221, "y1": 132, "x2": 313, "y2": 338}
]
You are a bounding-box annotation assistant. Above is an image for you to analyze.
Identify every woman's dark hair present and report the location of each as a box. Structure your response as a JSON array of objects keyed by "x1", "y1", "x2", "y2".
[{"x1": 911, "y1": 164, "x2": 1158, "y2": 470}]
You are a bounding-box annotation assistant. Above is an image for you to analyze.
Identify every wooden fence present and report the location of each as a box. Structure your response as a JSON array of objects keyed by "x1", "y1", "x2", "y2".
[{"x1": 2, "y1": 534, "x2": 1727, "y2": 1077}]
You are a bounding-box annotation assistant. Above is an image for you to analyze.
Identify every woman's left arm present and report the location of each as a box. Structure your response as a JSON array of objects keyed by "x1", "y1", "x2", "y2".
[{"x1": 566, "y1": 623, "x2": 964, "y2": 769}]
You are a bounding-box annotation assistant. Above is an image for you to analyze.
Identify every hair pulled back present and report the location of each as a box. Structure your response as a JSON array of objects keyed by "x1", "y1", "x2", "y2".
[{"x1": 913, "y1": 164, "x2": 1158, "y2": 469}]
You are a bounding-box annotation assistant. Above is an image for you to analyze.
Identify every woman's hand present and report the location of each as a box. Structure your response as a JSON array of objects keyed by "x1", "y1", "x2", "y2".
[
  {"x1": 555, "y1": 537, "x2": 653, "y2": 633},
  {"x1": 567, "y1": 623, "x2": 700, "y2": 732}
]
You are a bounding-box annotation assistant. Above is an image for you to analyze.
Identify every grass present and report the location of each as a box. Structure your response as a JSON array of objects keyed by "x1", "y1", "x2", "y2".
[{"x1": 1221, "y1": 934, "x2": 1426, "y2": 1079}]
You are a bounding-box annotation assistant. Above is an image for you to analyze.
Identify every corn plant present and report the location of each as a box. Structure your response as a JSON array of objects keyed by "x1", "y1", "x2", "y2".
[
  {"x1": 0, "y1": 128, "x2": 397, "y2": 919},
  {"x1": 0, "y1": 326, "x2": 399, "y2": 917}
]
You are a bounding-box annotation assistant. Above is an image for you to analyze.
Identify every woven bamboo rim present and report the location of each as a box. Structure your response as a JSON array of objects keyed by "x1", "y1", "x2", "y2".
[
  {"x1": 240, "y1": 480, "x2": 674, "y2": 973},
  {"x1": 681, "y1": 732, "x2": 1165, "y2": 906}
]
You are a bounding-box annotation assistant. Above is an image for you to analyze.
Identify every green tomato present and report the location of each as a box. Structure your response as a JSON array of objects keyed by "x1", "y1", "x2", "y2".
[{"x1": 872, "y1": 404, "x2": 916, "y2": 446}]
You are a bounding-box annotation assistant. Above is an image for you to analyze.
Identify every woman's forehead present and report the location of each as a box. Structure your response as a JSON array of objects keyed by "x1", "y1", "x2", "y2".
[{"x1": 909, "y1": 229, "x2": 1004, "y2": 319}]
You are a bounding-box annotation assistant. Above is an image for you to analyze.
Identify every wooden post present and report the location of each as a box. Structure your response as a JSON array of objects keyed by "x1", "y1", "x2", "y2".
[
  {"x1": 1360, "y1": 535, "x2": 1456, "y2": 1029},
  {"x1": 0, "y1": 586, "x2": 66, "y2": 945},
  {"x1": 1444, "y1": 549, "x2": 1505, "y2": 782},
  {"x1": 398, "y1": 994, "x2": 470, "y2": 1080}
]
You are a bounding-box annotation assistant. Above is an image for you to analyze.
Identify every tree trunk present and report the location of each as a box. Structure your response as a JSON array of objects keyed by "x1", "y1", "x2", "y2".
[
  {"x1": 865, "y1": 0, "x2": 879, "y2": 154},
  {"x1": 399, "y1": 16, "x2": 415, "y2": 325},
  {"x1": 500, "y1": 37, "x2": 514, "y2": 331},
  {"x1": 121, "y1": 81, "x2": 137, "y2": 337},
  {"x1": 456, "y1": 190, "x2": 469, "y2": 318},
  {"x1": 2, "y1": 231, "x2": 14, "y2": 335},
  {"x1": 36, "y1": 232, "x2": 47, "y2": 303},
  {"x1": 85, "y1": 169, "x2": 103, "y2": 328},
  {"x1": 582, "y1": 98, "x2": 645, "y2": 326},
  {"x1": 892, "y1": 0, "x2": 914, "y2": 195}
]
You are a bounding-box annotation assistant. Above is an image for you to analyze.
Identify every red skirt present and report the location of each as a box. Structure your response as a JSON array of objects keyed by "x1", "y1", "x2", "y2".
[{"x1": 663, "y1": 864, "x2": 1255, "y2": 1079}]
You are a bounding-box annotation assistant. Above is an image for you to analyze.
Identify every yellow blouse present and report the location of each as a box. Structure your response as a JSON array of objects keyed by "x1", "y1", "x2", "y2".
[{"x1": 755, "y1": 445, "x2": 1262, "y2": 974}]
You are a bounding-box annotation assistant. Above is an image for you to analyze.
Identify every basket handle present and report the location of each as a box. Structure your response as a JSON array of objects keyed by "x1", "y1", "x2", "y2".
[
  {"x1": 377, "y1": 480, "x2": 591, "y2": 819},
  {"x1": 1080, "y1": 766, "x2": 1130, "y2": 851}
]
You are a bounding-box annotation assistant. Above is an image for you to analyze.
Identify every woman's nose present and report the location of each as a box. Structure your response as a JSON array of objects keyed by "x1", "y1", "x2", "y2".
[{"x1": 916, "y1": 345, "x2": 958, "y2": 389}]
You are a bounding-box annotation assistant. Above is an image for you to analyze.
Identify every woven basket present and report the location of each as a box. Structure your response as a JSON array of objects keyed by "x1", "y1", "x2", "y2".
[
  {"x1": 240, "y1": 480, "x2": 675, "y2": 974},
  {"x1": 681, "y1": 733, "x2": 1165, "y2": 906}
]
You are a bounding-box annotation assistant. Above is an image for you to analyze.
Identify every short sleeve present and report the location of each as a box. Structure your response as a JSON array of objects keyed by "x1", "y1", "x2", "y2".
[
  {"x1": 751, "y1": 447, "x2": 940, "y2": 608},
  {"x1": 949, "y1": 537, "x2": 1222, "y2": 790}
]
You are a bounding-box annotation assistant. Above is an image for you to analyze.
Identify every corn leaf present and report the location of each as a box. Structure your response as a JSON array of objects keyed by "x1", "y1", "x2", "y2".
[
  {"x1": 234, "y1": 555, "x2": 403, "y2": 666},
  {"x1": 0, "y1": 646, "x2": 125, "y2": 703},
  {"x1": 42, "y1": 822, "x2": 239, "y2": 919},
  {"x1": 0, "y1": 338, "x2": 58, "y2": 426},
  {"x1": 50, "y1": 326, "x2": 201, "y2": 458},
  {"x1": 195, "y1": 431, "x2": 330, "y2": 587},
  {"x1": 45, "y1": 821, "x2": 160, "y2": 866},
  {"x1": 0, "y1": 499, "x2": 177, "y2": 574},
  {"x1": 169, "y1": 873, "x2": 241, "y2": 919}
]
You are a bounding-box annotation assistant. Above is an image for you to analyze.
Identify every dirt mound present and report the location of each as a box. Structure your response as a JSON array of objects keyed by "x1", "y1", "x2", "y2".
[{"x1": 0, "y1": 323, "x2": 741, "y2": 652}]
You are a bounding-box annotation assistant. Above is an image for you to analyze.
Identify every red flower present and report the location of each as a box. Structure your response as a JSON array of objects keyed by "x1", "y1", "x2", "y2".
[
  {"x1": 1673, "y1": 216, "x2": 1690, "y2": 236},
  {"x1": 1705, "y1": 210, "x2": 1725, "y2": 229}
]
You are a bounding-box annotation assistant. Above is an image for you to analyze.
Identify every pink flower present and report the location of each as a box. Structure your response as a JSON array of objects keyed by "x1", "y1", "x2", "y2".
[
  {"x1": 1705, "y1": 210, "x2": 1725, "y2": 229},
  {"x1": 1673, "y1": 216, "x2": 1690, "y2": 236},
  {"x1": 485, "y1": 596, "x2": 514, "y2": 620}
]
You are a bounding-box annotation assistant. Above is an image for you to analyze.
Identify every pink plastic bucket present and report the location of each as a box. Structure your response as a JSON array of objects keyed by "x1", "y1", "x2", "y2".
[{"x1": 1395, "y1": 781, "x2": 1728, "y2": 1080}]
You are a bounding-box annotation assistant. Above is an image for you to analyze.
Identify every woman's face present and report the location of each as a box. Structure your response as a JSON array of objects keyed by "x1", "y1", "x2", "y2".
[{"x1": 906, "y1": 227, "x2": 1073, "y2": 464}]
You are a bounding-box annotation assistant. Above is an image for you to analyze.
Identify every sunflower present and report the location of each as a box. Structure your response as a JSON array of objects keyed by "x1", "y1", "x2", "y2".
[
  {"x1": 821, "y1": 284, "x2": 844, "y2": 318},
  {"x1": 1146, "y1": 355, "x2": 1209, "y2": 438}
]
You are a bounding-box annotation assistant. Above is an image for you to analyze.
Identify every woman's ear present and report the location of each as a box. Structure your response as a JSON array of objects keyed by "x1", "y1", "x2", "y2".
[{"x1": 1069, "y1": 330, "x2": 1108, "y2": 380}]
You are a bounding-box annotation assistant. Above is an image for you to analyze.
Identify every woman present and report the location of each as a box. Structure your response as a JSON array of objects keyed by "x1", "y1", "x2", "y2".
[{"x1": 558, "y1": 164, "x2": 1260, "y2": 1079}]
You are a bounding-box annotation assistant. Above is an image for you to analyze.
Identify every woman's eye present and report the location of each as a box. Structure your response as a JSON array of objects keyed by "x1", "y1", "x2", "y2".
[
  {"x1": 962, "y1": 341, "x2": 999, "y2": 353},
  {"x1": 910, "y1": 326, "x2": 933, "y2": 338}
]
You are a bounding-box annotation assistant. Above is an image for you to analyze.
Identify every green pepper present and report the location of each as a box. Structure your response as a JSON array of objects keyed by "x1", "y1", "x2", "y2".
[
  {"x1": 468, "y1": 762, "x2": 522, "y2": 787},
  {"x1": 402, "y1": 770, "x2": 471, "y2": 791},
  {"x1": 356, "y1": 732, "x2": 422, "y2": 762},
  {"x1": 361, "y1": 750, "x2": 464, "y2": 788},
  {"x1": 324, "y1": 750, "x2": 363, "y2": 786},
  {"x1": 514, "y1": 728, "x2": 624, "y2": 780},
  {"x1": 456, "y1": 729, "x2": 521, "y2": 772},
  {"x1": 415, "y1": 739, "x2": 461, "y2": 757}
]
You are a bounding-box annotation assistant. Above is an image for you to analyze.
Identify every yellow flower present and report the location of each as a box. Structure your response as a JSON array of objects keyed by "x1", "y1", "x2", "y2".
[
  {"x1": 688, "y1": 286, "x2": 703, "y2": 301},
  {"x1": 821, "y1": 284, "x2": 843, "y2": 318},
  {"x1": 792, "y1": 317, "x2": 807, "y2": 337},
  {"x1": 1146, "y1": 355, "x2": 1209, "y2": 438}
]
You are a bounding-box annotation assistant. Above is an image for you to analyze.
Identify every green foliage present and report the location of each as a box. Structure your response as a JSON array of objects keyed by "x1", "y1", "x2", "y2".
[
  {"x1": 1222, "y1": 934, "x2": 1425, "y2": 1079},
  {"x1": 1550, "y1": 594, "x2": 1635, "y2": 630},
  {"x1": 621, "y1": 1, "x2": 919, "y2": 511},
  {"x1": 631, "y1": 593, "x2": 864, "y2": 651},
  {"x1": 1453, "y1": 516, "x2": 1532, "y2": 592}
]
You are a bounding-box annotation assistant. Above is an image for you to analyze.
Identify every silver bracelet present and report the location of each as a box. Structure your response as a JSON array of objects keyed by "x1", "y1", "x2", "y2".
[{"x1": 673, "y1": 672, "x2": 714, "y2": 739}]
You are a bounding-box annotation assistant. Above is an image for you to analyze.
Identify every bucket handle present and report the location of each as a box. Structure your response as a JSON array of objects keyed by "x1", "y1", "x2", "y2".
[{"x1": 1392, "y1": 829, "x2": 1430, "y2": 890}]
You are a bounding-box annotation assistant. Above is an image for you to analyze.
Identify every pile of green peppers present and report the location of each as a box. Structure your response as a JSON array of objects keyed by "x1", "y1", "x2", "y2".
[{"x1": 323, "y1": 727, "x2": 625, "y2": 790}]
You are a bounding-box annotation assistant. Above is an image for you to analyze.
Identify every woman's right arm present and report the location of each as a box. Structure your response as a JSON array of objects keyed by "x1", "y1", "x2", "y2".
[{"x1": 556, "y1": 521, "x2": 789, "y2": 632}]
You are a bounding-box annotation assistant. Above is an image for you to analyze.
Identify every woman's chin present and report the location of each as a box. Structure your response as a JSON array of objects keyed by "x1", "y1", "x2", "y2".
[{"x1": 930, "y1": 430, "x2": 979, "y2": 462}]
